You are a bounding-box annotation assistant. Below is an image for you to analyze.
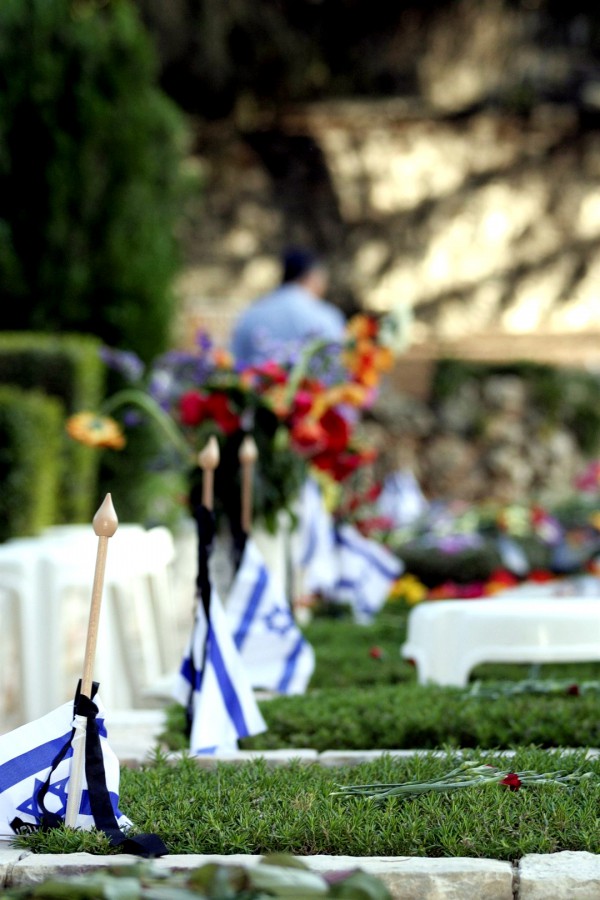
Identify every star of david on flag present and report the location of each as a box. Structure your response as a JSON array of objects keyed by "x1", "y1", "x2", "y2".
[
  {"x1": 0, "y1": 700, "x2": 129, "y2": 840},
  {"x1": 226, "y1": 537, "x2": 315, "y2": 695}
]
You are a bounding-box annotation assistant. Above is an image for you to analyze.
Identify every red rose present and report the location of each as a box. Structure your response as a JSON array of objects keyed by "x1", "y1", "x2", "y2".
[
  {"x1": 253, "y1": 360, "x2": 288, "y2": 384},
  {"x1": 312, "y1": 448, "x2": 374, "y2": 482},
  {"x1": 180, "y1": 390, "x2": 209, "y2": 426},
  {"x1": 290, "y1": 418, "x2": 327, "y2": 454},
  {"x1": 319, "y1": 408, "x2": 351, "y2": 454},
  {"x1": 291, "y1": 390, "x2": 314, "y2": 420},
  {"x1": 205, "y1": 392, "x2": 240, "y2": 435},
  {"x1": 566, "y1": 684, "x2": 580, "y2": 696}
]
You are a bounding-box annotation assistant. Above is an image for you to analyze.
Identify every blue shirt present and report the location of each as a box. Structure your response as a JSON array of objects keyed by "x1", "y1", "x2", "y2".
[{"x1": 231, "y1": 284, "x2": 346, "y2": 366}]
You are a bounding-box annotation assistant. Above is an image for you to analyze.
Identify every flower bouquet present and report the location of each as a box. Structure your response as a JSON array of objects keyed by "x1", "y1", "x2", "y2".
[{"x1": 66, "y1": 314, "x2": 399, "y2": 533}]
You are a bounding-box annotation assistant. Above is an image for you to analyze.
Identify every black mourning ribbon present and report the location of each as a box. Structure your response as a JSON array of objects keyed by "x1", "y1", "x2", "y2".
[
  {"x1": 184, "y1": 503, "x2": 216, "y2": 736},
  {"x1": 11, "y1": 681, "x2": 167, "y2": 858}
]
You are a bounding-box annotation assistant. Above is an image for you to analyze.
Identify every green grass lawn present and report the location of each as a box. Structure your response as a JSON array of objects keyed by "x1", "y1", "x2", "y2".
[{"x1": 19, "y1": 749, "x2": 600, "y2": 859}]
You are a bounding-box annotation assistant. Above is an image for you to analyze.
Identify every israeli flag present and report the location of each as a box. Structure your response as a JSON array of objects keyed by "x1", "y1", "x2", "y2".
[
  {"x1": 377, "y1": 469, "x2": 428, "y2": 528},
  {"x1": 227, "y1": 538, "x2": 315, "y2": 695},
  {"x1": 0, "y1": 700, "x2": 129, "y2": 840},
  {"x1": 327, "y1": 523, "x2": 403, "y2": 623},
  {"x1": 294, "y1": 478, "x2": 338, "y2": 596},
  {"x1": 173, "y1": 590, "x2": 267, "y2": 755}
]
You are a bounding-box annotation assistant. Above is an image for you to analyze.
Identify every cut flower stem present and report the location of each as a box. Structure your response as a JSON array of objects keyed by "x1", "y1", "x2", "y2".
[{"x1": 333, "y1": 760, "x2": 596, "y2": 801}]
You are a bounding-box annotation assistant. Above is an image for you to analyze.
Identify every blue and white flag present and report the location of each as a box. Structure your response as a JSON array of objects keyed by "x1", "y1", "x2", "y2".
[
  {"x1": 227, "y1": 538, "x2": 315, "y2": 695},
  {"x1": 377, "y1": 469, "x2": 428, "y2": 528},
  {"x1": 173, "y1": 589, "x2": 267, "y2": 756},
  {"x1": 293, "y1": 477, "x2": 338, "y2": 596},
  {"x1": 0, "y1": 699, "x2": 129, "y2": 840},
  {"x1": 327, "y1": 523, "x2": 403, "y2": 623}
]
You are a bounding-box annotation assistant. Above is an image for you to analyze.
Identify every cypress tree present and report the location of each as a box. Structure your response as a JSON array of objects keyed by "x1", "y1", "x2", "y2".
[{"x1": 0, "y1": 0, "x2": 185, "y2": 362}]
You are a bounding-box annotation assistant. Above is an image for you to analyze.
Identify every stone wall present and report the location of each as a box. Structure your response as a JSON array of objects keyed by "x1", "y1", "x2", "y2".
[{"x1": 174, "y1": 99, "x2": 600, "y2": 349}]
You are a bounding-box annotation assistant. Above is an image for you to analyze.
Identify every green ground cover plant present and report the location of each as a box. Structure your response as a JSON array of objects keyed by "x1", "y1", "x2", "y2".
[
  {"x1": 239, "y1": 682, "x2": 600, "y2": 751},
  {"x1": 17, "y1": 749, "x2": 600, "y2": 859}
]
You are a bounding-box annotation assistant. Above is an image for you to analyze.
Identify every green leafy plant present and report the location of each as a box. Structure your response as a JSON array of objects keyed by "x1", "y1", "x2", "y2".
[
  {"x1": 1, "y1": 857, "x2": 392, "y2": 899},
  {"x1": 0, "y1": 0, "x2": 186, "y2": 364}
]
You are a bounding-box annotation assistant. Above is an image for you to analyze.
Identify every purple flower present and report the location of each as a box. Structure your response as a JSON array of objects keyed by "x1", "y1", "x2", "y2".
[{"x1": 99, "y1": 347, "x2": 144, "y2": 382}]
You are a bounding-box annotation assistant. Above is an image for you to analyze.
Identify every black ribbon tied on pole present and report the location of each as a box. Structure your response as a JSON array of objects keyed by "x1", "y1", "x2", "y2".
[
  {"x1": 183, "y1": 503, "x2": 217, "y2": 737},
  {"x1": 11, "y1": 682, "x2": 167, "y2": 858}
]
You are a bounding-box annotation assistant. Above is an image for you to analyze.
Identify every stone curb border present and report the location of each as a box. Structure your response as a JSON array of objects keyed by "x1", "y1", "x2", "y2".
[
  {"x1": 3, "y1": 848, "x2": 600, "y2": 899},
  {"x1": 117, "y1": 746, "x2": 600, "y2": 768}
]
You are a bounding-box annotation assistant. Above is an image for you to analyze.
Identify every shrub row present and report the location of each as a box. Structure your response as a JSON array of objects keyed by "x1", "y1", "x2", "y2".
[
  {"x1": 0, "y1": 387, "x2": 62, "y2": 542},
  {"x1": 238, "y1": 680, "x2": 600, "y2": 751},
  {"x1": 0, "y1": 333, "x2": 104, "y2": 538}
]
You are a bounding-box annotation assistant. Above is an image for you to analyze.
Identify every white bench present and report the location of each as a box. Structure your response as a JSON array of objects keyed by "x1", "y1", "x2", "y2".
[
  {"x1": 0, "y1": 525, "x2": 179, "y2": 725},
  {"x1": 401, "y1": 596, "x2": 600, "y2": 687}
]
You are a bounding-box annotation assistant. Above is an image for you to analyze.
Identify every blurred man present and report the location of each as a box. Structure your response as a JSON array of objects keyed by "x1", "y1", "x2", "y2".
[{"x1": 231, "y1": 248, "x2": 346, "y2": 365}]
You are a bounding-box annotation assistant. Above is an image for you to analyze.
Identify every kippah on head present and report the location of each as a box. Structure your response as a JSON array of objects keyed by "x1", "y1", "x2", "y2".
[{"x1": 282, "y1": 247, "x2": 320, "y2": 283}]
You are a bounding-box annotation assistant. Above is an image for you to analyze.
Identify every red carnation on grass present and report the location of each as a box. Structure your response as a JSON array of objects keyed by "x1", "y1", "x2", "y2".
[
  {"x1": 500, "y1": 773, "x2": 522, "y2": 791},
  {"x1": 369, "y1": 646, "x2": 384, "y2": 660}
]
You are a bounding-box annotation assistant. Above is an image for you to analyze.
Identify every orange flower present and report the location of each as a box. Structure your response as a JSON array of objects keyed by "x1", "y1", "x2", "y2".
[
  {"x1": 212, "y1": 348, "x2": 234, "y2": 369},
  {"x1": 263, "y1": 384, "x2": 291, "y2": 418},
  {"x1": 66, "y1": 413, "x2": 126, "y2": 450},
  {"x1": 311, "y1": 382, "x2": 370, "y2": 418},
  {"x1": 346, "y1": 313, "x2": 378, "y2": 340}
]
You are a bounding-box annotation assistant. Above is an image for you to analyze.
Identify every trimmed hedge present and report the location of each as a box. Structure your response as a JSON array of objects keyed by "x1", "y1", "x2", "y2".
[
  {"x1": 0, "y1": 333, "x2": 105, "y2": 525},
  {"x1": 0, "y1": 387, "x2": 62, "y2": 541},
  {"x1": 239, "y1": 680, "x2": 600, "y2": 751}
]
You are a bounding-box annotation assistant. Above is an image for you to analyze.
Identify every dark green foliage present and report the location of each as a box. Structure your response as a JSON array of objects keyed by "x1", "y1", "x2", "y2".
[
  {"x1": 394, "y1": 541, "x2": 504, "y2": 587},
  {"x1": 0, "y1": 0, "x2": 185, "y2": 363},
  {"x1": 0, "y1": 387, "x2": 62, "y2": 541},
  {"x1": 241, "y1": 681, "x2": 600, "y2": 751},
  {"x1": 0, "y1": 333, "x2": 105, "y2": 524},
  {"x1": 1, "y1": 857, "x2": 392, "y2": 899}
]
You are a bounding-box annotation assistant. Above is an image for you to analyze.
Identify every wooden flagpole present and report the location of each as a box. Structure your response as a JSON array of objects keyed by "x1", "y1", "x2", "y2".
[
  {"x1": 65, "y1": 493, "x2": 118, "y2": 828},
  {"x1": 239, "y1": 435, "x2": 257, "y2": 535},
  {"x1": 198, "y1": 435, "x2": 220, "y2": 510}
]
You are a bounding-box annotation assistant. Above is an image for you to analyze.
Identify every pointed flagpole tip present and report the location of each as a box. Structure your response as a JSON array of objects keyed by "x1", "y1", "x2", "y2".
[
  {"x1": 93, "y1": 493, "x2": 119, "y2": 537},
  {"x1": 239, "y1": 435, "x2": 258, "y2": 465},
  {"x1": 198, "y1": 435, "x2": 220, "y2": 470}
]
